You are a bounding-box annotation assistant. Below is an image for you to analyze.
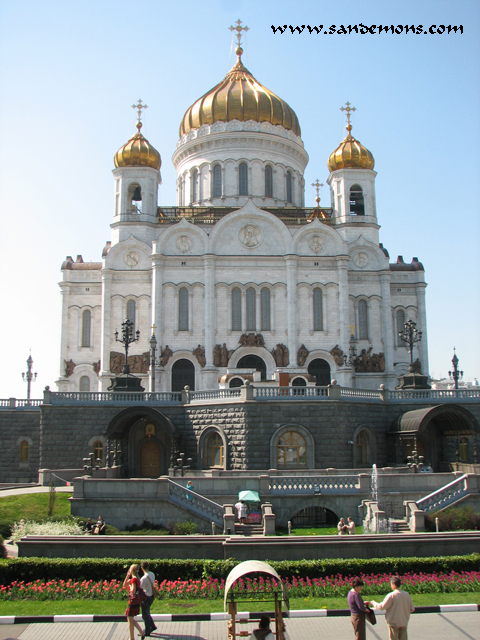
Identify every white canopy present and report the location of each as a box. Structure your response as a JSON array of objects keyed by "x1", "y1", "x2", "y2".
[{"x1": 223, "y1": 560, "x2": 289, "y2": 612}]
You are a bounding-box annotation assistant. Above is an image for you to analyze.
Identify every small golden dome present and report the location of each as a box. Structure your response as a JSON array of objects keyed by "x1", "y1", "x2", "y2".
[
  {"x1": 179, "y1": 50, "x2": 301, "y2": 137},
  {"x1": 328, "y1": 123, "x2": 374, "y2": 172},
  {"x1": 114, "y1": 122, "x2": 161, "y2": 171}
]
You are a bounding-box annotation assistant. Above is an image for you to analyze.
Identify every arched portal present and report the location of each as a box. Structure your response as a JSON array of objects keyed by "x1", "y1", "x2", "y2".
[
  {"x1": 172, "y1": 359, "x2": 195, "y2": 391},
  {"x1": 308, "y1": 358, "x2": 331, "y2": 386},
  {"x1": 140, "y1": 440, "x2": 161, "y2": 478},
  {"x1": 292, "y1": 506, "x2": 338, "y2": 528},
  {"x1": 237, "y1": 354, "x2": 267, "y2": 380},
  {"x1": 229, "y1": 377, "x2": 243, "y2": 388}
]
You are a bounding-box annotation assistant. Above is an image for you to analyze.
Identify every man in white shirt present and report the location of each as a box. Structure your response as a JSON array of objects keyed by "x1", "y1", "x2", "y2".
[
  {"x1": 347, "y1": 517, "x2": 356, "y2": 535},
  {"x1": 368, "y1": 576, "x2": 415, "y2": 640},
  {"x1": 140, "y1": 561, "x2": 157, "y2": 637}
]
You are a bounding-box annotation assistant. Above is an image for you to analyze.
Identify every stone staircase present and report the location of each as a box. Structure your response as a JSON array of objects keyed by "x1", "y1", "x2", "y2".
[
  {"x1": 234, "y1": 523, "x2": 264, "y2": 536},
  {"x1": 389, "y1": 519, "x2": 410, "y2": 534}
]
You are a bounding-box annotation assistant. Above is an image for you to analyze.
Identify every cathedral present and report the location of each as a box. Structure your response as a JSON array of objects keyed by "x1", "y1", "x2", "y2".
[{"x1": 56, "y1": 23, "x2": 428, "y2": 395}]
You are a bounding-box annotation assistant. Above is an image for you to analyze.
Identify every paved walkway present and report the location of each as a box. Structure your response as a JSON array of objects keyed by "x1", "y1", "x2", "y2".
[
  {"x1": 0, "y1": 612, "x2": 479, "y2": 640},
  {"x1": 0, "y1": 486, "x2": 73, "y2": 497}
]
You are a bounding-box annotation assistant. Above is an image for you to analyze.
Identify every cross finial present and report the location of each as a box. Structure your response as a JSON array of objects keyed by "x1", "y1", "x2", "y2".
[
  {"x1": 311, "y1": 179, "x2": 324, "y2": 207},
  {"x1": 349, "y1": 323, "x2": 356, "y2": 337},
  {"x1": 340, "y1": 101, "x2": 356, "y2": 134},
  {"x1": 132, "y1": 99, "x2": 148, "y2": 131},
  {"x1": 229, "y1": 19, "x2": 249, "y2": 59}
]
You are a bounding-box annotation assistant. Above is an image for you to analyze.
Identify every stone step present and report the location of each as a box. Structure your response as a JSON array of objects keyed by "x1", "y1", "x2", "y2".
[{"x1": 234, "y1": 524, "x2": 264, "y2": 536}]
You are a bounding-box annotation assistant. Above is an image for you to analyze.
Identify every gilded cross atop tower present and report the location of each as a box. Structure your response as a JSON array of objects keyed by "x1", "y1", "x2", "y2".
[
  {"x1": 340, "y1": 101, "x2": 356, "y2": 134},
  {"x1": 229, "y1": 19, "x2": 249, "y2": 58},
  {"x1": 312, "y1": 179, "x2": 324, "y2": 206},
  {"x1": 132, "y1": 99, "x2": 148, "y2": 130}
]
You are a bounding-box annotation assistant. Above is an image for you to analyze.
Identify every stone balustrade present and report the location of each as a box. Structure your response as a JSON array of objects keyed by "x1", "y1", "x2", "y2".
[
  {"x1": 269, "y1": 476, "x2": 360, "y2": 494},
  {"x1": 416, "y1": 474, "x2": 471, "y2": 513}
]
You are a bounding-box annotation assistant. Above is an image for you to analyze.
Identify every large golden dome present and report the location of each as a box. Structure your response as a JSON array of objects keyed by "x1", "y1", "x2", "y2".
[
  {"x1": 179, "y1": 50, "x2": 301, "y2": 137},
  {"x1": 114, "y1": 122, "x2": 161, "y2": 171},
  {"x1": 328, "y1": 122, "x2": 374, "y2": 172}
]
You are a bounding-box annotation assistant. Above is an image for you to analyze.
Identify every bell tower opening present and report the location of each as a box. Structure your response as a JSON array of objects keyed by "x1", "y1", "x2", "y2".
[{"x1": 349, "y1": 184, "x2": 364, "y2": 215}]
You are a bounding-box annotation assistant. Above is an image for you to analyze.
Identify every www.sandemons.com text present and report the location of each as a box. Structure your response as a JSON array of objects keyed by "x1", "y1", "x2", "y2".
[{"x1": 271, "y1": 24, "x2": 463, "y2": 35}]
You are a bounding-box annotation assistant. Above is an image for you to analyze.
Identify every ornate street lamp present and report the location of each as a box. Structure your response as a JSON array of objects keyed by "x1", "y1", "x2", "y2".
[
  {"x1": 399, "y1": 319, "x2": 422, "y2": 371},
  {"x1": 22, "y1": 353, "x2": 37, "y2": 401},
  {"x1": 173, "y1": 452, "x2": 192, "y2": 477},
  {"x1": 406, "y1": 437, "x2": 424, "y2": 473},
  {"x1": 114, "y1": 319, "x2": 140, "y2": 374},
  {"x1": 396, "y1": 319, "x2": 430, "y2": 390},
  {"x1": 148, "y1": 326, "x2": 162, "y2": 393},
  {"x1": 448, "y1": 348, "x2": 463, "y2": 390}
]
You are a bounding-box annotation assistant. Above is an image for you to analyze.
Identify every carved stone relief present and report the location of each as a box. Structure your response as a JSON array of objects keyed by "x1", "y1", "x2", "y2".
[
  {"x1": 193, "y1": 345, "x2": 206, "y2": 368},
  {"x1": 161, "y1": 345, "x2": 173, "y2": 367},
  {"x1": 272, "y1": 343, "x2": 289, "y2": 367},
  {"x1": 330, "y1": 345, "x2": 345, "y2": 367},
  {"x1": 239, "y1": 224, "x2": 262, "y2": 248},
  {"x1": 354, "y1": 252, "x2": 369, "y2": 268},
  {"x1": 297, "y1": 344, "x2": 309, "y2": 366},
  {"x1": 213, "y1": 343, "x2": 234, "y2": 367},
  {"x1": 124, "y1": 251, "x2": 139, "y2": 268},
  {"x1": 176, "y1": 235, "x2": 192, "y2": 253},
  {"x1": 64, "y1": 359, "x2": 76, "y2": 377},
  {"x1": 309, "y1": 235, "x2": 324, "y2": 253},
  {"x1": 354, "y1": 348, "x2": 385, "y2": 373},
  {"x1": 239, "y1": 333, "x2": 265, "y2": 347},
  {"x1": 109, "y1": 351, "x2": 150, "y2": 374}
]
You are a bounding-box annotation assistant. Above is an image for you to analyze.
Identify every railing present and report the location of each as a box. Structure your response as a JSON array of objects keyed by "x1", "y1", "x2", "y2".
[
  {"x1": 49, "y1": 391, "x2": 182, "y2": 405},
  {"x1": 0, "y1": 398, "x2": 42, "y2": 408},
  {"x1": 416, "y1": 474, "x2": 468, "y2": 513},
  {"x1": 389, "y1": 389, "x2": 480, "y2": 401},
  {"x1": 340, "y1": 388, "x2": 382, "y2": 401},
  {"x1": 254, "y1": 386, "x2": 329, "y2": 400},
  {"x1": 189, "y1": 388, "x2": 242, "y2": 402},
  {"x1": 269, "y1": 476, "x2": 359, "y2": 494},
  {"x1": 167, "y1": 479, "x2": 224, "y2": 526}
]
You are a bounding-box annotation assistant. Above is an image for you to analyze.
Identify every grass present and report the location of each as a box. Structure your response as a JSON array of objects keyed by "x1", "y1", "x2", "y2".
[
  {"x1": 0, "y1": 593, "x2": 478, "y2": 616},
  {"x1": 277, "y1": 526, "x2": 364, "y2": 536},
  {"x1": 0, "y1": 492, "x2": 71, "y2": 524}
]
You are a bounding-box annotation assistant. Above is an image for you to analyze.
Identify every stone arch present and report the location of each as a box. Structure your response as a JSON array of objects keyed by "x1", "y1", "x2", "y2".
[
  {"x1": 198, "y1": 425, "x2": 228, "y2": 470},
  {"x1": 307, "y1": 357, "x2": 332, "y2": 386},
  {"x1": 165, "y1": 351, "x2": 199, "y2": 391},
  {"x1": 305, "y1": 350, "x2": 337, "y2": 375},
  {"x1": 282, "y1": 497, "x2": 345, "y2": 527},
  {"x1": 270, "y1": 423, "x2": 315, "y2": 469},
  {"x1": 228, "y1": 345, "x2": 277, "y2": 377},
  {"x1": 351, "y1": 424, "x2": 377, "y2": 468},
  {"x1": 154, "y1": 217, "x2": 208, "y2": 255}
]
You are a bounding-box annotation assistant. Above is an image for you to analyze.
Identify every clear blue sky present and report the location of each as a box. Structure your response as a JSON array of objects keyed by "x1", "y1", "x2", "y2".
[{"x1": 0, "y1": 0, "x2": 479, "y2": 397}]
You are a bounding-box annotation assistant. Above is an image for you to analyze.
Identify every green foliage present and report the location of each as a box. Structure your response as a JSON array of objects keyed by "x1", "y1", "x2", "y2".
[
  {"x1": 426, "y1": 506, "x2": 480, "y2": 532},
  {"x1": 0, "y1": 536, "x2": 5, "y2": 560},
  {"x1": 0, "y1": 492, "x2": 70, "y2": 524},
  {"x1": 47, "y1": 482, "x2": 57, "y2": 518},
  {"x1": 122, "y1": 521, "x2": 169, "y2": 535},
  {"x1": 0, "y1": 554, "x2": 478, "y2": 584},
  {"x1": 0, "y1": 523, "x2": 13, "y2": 539},
  {"x1": 172, "y1": 520, "x2": 198, "y2": 535}
]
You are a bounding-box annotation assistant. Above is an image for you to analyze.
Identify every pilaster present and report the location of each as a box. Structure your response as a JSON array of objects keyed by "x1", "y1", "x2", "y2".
[{"x1": 285, "y1": 256, "x2": 298, "y2": 366}]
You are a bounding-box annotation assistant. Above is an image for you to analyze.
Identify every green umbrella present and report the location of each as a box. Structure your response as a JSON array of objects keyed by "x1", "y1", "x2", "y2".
[{"x1": 238, "y1": 490, "x2": 261, "y2": 502}]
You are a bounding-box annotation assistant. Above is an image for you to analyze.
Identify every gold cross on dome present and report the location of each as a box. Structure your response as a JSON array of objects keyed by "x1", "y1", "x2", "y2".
[
  {"x1": 312, "y1": 179, "x2": 324, "y2": 201},
  {"x1": 340, "y1": 101, "x2": 356, "y2": 133},
  {"x1": 229, "y1": 19, "x2": 249, "y2": 49},
  {"x1": 132, "y1": 99, "x2": 148, "y2": 124},
  {"x1": 349, "y1": 323, "x2": 356, "y2": 336}
]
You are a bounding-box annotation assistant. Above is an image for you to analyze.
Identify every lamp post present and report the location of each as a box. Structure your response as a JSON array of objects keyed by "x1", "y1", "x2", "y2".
[
  {"x1": 114, "y1": 319, "x2": 140, "y2": 374},
  {"x1": 22, "y1": 353, "x2": 37, "y2": 401},
  {"x1": 173, "y1": 452, "x2": 192, "y2": 477},
  {"x1": 406, "y1": 437, "x2": 424, "y2": 473},
  {"x1": 399, "y1": 319, "x2": 422, "y2": 371},
  {"x1": 448, "y1": 348, "x2": 463, "y2": 390},
  {"x1": 149, "y1": 326, "x2": 161, "y2": 392}
]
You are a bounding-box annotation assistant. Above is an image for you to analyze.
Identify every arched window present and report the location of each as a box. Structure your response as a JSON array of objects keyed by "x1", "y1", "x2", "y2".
[
  {"x1": 265, "y1": 165, "x2": 273, "y2": 197},
  {"x1": 355, "y1": 431, "x2": 369, "y2": 466},
  {"x1": 130, "y1": 183, "x2": 142, "y2": 213},
  {"x1": 93, "y1": 441, "x2": 104, "y2": 465},
  {"x1": 277, "y1": 431, "x2": 306, "y2": 468},
  {"x1": 82, "y1": 309, "x2": 91, "y2": 347},
  {"x1": 260, "y1": 288, "x2": 271, "y2": 331},
  {"x1": 229, "y1": 377, "x2": 243, "y2": 388},
  {"x1": 246, "y1": 288, "x2": 256, "y2": 331},
  {"x1": 126, "y1": 299, "x2": 136, "y2": 330},
  {"x1": 308, "y1": 359, "x2": 331, "y2": 386},
  {"x1": 80, "y1": 376, "x2": 90, "y2": 392},
  {"x1": 286, "y1": 171, "x2": 293, "y2": 203},
  {"x1": 459, "y1": 437, "x2": 469, "y2": 462},
  {"x1": 204, "y1": 432, "x2": 224, "y2": 468},
  {"x1": 171, "y1": 359, "x2": 195, "y2": 391},
  {"x1": 313, "y1": 288, "x2": 323, "y2": 331},
  {"x1": 396, "y1": 309, "x2": 406, "y2": 346},
  {"x1": 358, "y1": 300, "x2": 369, "y2": 339},
  {"x1": 192, "y1": 169, "x2": 199, "y2": 203},
  {"x1": 20, "y1": 440, "x2": 29, "y2": 463},
  {"x1": 239, "y1": 163, "x2": 248, "y2": 196},
  {"x1": 212, "y1": 165, "x2": 222, "y2": 198},
  {"x1": 232, "y1": 288, "x2": 242, "y2": 331},
  {"x1": 179, "y1": 288, "x2": 189, "y2": 331},
  {"x1": 238, "y1": 354, "x2": 267, "y2": 380},
  {"x1": 350, "y1": 184, "x2": 365, "y2": 215},
  {"x1": 292, "y1": 377, "x2": 306, "y2": 387}
]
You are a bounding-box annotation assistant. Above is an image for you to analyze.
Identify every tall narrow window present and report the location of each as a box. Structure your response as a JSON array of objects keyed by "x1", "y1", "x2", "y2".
[
  {"x1": 358, "y1": 300, "x2": 368, "y2": 339},
  {"x1": 192, "y1": 169, "x2": 198, "y2": 203},
  {"x1": 396, "y1": 309, "x2": 406, "y2": 346},
  {"x1": 212, "y1": 165, "x2": 222, "y2": 198},
  {"x1": 178, "y1": 178, "x2": 184, "y2": 206},
  {"x1": 286, "y1": 171, "x2": 293, "y2": 203},
  {"x1": 239, "y1": 163, "x2": 248, "y2": 196},
  {"x1": 313, "y1": 288, "x2": 323, "y2": 331},
  {"x1": 126, "y1": 300, "x2": 136, "y2": 330},
  {"x1": 20, "y1": 440, "x2": 29, "y2": 463},
  {"x1": 265, "y1": 165, "x2": 273, "y2": 197},
  {"x1": 232, "y1": 288, "x2": 242, "y2": 331},
  {"x1": 246, "y1": 288, "x2": 256, "y2": 331},
  {"x1": 82, "y1": 310, "x2": 91, "y2": 347},
  {"x1": 355, "y1": 431, "x2": 369, "y2": 466},
  {"x1": 261, "y1": 288, "x2": 271, "y2": 331},
  {"x1": 80, "y1": 376, "x2": 90, "y2": 392},
  {"x1": 179, "y1": 288, "x2": 189, "y2": 331},
  {"x1": 205, "y1": 432, "x2": 224, "y2": 468},
  {"x1": 350, "y1": 184, "x2": 365, "y2": 215}
]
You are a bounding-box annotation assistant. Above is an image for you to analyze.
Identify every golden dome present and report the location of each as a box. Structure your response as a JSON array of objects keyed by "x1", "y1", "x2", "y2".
[
  {"x1": 179, "y1": 49, "x2": 301, "y2": 137},
  {"x1": 114, "y1": 122, "x2": 161, "y2": 171},
  {"x1": 328, "y1": 123, "x2": 374, "y2": 172}
]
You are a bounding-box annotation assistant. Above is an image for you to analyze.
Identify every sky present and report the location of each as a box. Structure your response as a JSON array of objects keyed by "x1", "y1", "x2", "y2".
[{"x1": 0, "y1": 0, "x2": 479, "y2": 398}]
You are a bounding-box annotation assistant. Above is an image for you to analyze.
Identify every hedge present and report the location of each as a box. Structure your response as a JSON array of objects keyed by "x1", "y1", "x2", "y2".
[
  {"x1": 0, "y1": 537, "x2": 5, "y2": 560},
  {"x1": 0, "y1": 554, "x2": 478, "y2": 584}
]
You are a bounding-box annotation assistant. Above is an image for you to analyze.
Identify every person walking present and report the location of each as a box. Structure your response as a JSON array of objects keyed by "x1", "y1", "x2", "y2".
[
  {"x1": 140, "y1": 561, "x2": 157, "y2": 637},
  {"x1": 368, "y1": 576, "x2": 415, "y2": 640},
  {"x1": 123, "y1": 564, "x2": 146, "y2": 640},
  {"x1": 347, "y1": 577, "x2": 368, "y2": 640},
  {"x1": 186, "y1": 480, "x2": 195, "y2": 501},
  {"x1": 347, "y1": 517, "x2": 356, "y2": 535},
  {"x1": 235, "y1": 500, "x2": 247, "y2": 524}
]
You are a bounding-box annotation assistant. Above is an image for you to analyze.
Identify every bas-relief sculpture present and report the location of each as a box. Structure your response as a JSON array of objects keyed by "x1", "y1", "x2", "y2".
[
  {"x1": 193, "y1": 345, "x2": 206, "y2": 368},
  {"x1": 239, "y1": 333, "x2": 265, "y2": 348},
  {"x1": 213, "y1": 343, "x2": 234, "y2": 367},
  {"x1": 354, "y1": 347, "x2": 386, "y2": 373},
  {"x1": 64, "y1": 359, "x2": 76, "y2": 377},
  {"x1": 297, "y1": 344, "x2": 309, "y2": 366},
  {"x1": 109, "y1": 351, "x2": 150, "y2": 374},
  {"x1": 272, "y1": 343, "x2": 289, "y2": 367},
  {"x1": 330, "y1": 345, "x2": 345, "y2": 367},
  {"x1": 161, "y1": 345, "x2": 173, "y2": 367}
]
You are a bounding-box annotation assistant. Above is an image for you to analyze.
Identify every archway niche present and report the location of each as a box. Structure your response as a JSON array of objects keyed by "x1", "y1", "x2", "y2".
[
  {"x1": 308, "y1": 358, "x2": 331, "y2": 386},
  {"x1": 172, "y1": 359, "x2": 195, "y2": 391},
  {"x1": 237, "y1": 354, "x2": 267, "y2": 380},
  {"x1": 292, "y1": 506, "x2": 338, "y2": 528},
  {"x1": 229, "y1": 377, "x2": 243, "y2": 388}
]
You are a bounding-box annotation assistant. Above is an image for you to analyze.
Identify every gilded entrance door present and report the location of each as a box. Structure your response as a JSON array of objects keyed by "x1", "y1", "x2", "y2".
[{"x1": 140, "y1": 441, "x2": 161, "y2": 478}]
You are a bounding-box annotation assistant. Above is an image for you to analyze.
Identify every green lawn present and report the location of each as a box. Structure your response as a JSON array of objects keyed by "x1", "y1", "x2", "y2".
[
  {"x1": 0, "y1": 492, "x2": 71, "y2": 524},
  {"x1": 277, "y1": 526, "x2": 364, "y2": 536},
  {"x1": 0, "y1": 593, "x2": 478, "y2": 616}
]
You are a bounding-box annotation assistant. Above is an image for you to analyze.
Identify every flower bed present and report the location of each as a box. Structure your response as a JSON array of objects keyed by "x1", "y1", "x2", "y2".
[{"x1": 1, "y1": 571, "x2": 479, "y2": 601}]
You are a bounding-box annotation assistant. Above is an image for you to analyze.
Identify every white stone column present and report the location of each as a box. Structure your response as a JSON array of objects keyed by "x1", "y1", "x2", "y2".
[
  {"x1": 57, "y1": 282, "x2": 70, "y2": 389},
  {"x1": 256, "y1": 291, "x2": 261, "y2": 332},
  {"x1": 285, "y1": 256, "x2": 298, "y2": 366},
  {"x1": 151, "y1": 255, "x2": 164, "y2": 344},
  {"x1": 99, "y1": 270, "x2": 113, "y2": 391},
  {"x1": 203, "y1": 255, "x2": 216, "y2": 366},
  {"x1": 337, "y1": 257, "x2": 350, "y2": 356},
  {"x1": 241, "y1": 291, "x2": 247, "y2": 332},
  {"x1": 379, "y1": 272, "x2": 395, "y2": 375},
  {"x1": 415, "y1": 282, "x2": 429, "y2": 374}
]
